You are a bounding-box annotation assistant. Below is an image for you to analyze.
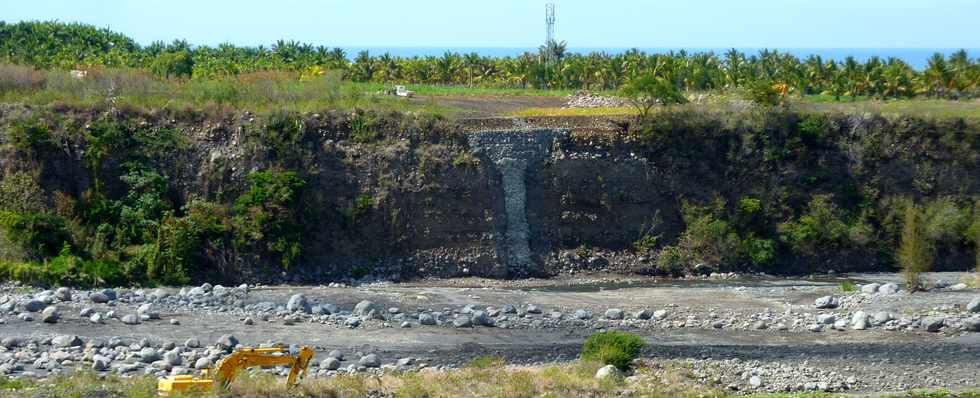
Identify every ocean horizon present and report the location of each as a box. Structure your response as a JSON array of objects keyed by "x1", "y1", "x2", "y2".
[{"x1": 335, "y1": 47, "x2": 979, "y2": 70}]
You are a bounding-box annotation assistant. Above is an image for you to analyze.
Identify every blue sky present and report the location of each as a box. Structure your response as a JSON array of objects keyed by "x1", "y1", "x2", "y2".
[{"x1": 3, "y1": 0, "x2": 979, "y2": 48}]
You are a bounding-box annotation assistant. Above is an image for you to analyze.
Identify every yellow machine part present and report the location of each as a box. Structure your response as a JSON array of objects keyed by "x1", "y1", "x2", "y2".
[{"x1": 157, "y1": 346, "x2": 315, "y2": 396}]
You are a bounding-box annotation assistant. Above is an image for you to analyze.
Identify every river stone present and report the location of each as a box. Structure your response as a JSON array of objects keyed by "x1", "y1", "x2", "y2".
[
  {"x1": 80, "y1": 307, "x2": 95, "y2": 317},
  {"x1": 418, "y1": 313, "x2": 436, "y2": 325},
  {"x1": 923, "y1": 317, "x2": 945, "y2": 332},
  {"x1": 41, "y1": 306, "x2": 60, "y2": 323},
  {"x1": 121, "y1": 314, "x2": 140, "y2": 325},
  {"x1": 861, "y1": 283, "x2": 881, "y2": 294},
  {"x1": 652, "y1": 310, "x2": 668, "y2": 320},
  {"x1": 471, "y1": 310, "x2": 491, "y2": 326},
  {"x1": 21, "y1": 299, "x2": 45, "y2": 312},
  {"x1": 872, "y1": 311, "x2": 893, "y2": 325},
  {"x1": 286, "y1": 294, "x2": 311, "y2": 314},
  {"x1": 752, "y1": 320, "x2": 768, "y2": 330},
  {"x1": 52, "y1": 335, "x2": 82, "y2": 347},
  {"x1": 353, "y1": 300, "x2": 382, "y2": 319},
  {"x1": 163, "y1": 350, "x2": 182, "y2": 366},
  {"x1": 965, "y1": 318, "x2": 980, "y2": 332},
  {"x1": 327, "y1": 350, "x2": 344, "y2": 361},
  {"x1": 137, "y1": 304, "x2": 160, "y2": 320},
  {"x1": 633, "y1": 309, "x2": 652, "y2": 320},
  {"x1": 184, "y1": 338, "x2": 201, "y2": 348},
  {"x1": 595, "y1": 364, "x2": 623, "y2": 380},
  {"x1": 358, "y1": 354, "x2": 380, "y2": 368},
  {"x1": 452, "y1": 315, "x2": 473, "y2": 328},
  {"x1": 501, "y1": 304, "x2": 517, "y2": 314},
  {"x1": 138, "y1": 347, "x2": 159, "y2": 363},
  {"x1": 525, "y1": 304, "x2": 542, "y2": 314},
  {"x1": 320, "y1": 357, "x2": 340, "y2": 370},
  {"x1": 89, "y1": 292, "x2": 109, "y2": 303},
  {"x1": 1, "y1": 337, "x2": 22, "y2": 348},
  {"x1": 17, "y1": 313, "x2": 33, "y2": 322},
  {"x1": 878, "y1": 283, "x2": 900, "y2": 294},
  {"x1": 217, "y1": 334, "x2": 239, "y2": 349},
  {"x1": 574, "y1": 309, "x2": 593, "y2": 320},
  {"x1": 54, "y1": 287, "x2": 72, "y2": 302},
  {"x1": 89, "y1": 313, "x2": 104, "y2": 324},
  {"x1": 814, "y1": 296, "x2": 839, "y2": 309},
  {"x1": 851, "y1": 311, "x2": 869, "y2": 330},
  {"x1": 194, "y1": 357, "x2": 211, "y2": 370},
  {"x1": 816, "y1": 314, "x2": 836, "y2": 324},
  {"x1": 968, "y1": 297, "x2": 980, "y2": 313},
  {"x1": 604, "y1": 309, "x2": 624, "y2": 320},
  {"x1": 92, "y1": 355, "x2": 111, "y2": 371},
  {"x1": 750, "y1": 375, "x2": 764, "y2": 388}
]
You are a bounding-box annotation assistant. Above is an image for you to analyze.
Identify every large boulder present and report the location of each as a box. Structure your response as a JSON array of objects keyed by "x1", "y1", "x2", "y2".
[
  {"x1": 21, "y1": 299, "x2": 46, "y2": 313},
  {"x1": 358, "y1": 354, "x2": 380, "y2": 368},
  {"x1": 320, "y1": 357, "x2": 340, "y2": 370},
  {"x1": 967, "y1": 297, "x2": 980, "y2": 313},
  {"x1": 878, "y1": 283, "x2": 900, "y2": 295},
  {"x1": 814, "y1": 296, "x2": 839, "y2": 309},
  {"x1": 52, "y1": 335, "x2": 83, "y2": 347},
  {"x1": 851, "y1": 311, "x2": 869, "y2": 330},
  {"x1": 41, "y1": 306, "x2": 60, "y2": 323},
  {"x1": 595, "y1": 364, "x2": 623, "y2": 380},
  {"x1": 574, "y1": 309, "x2": 593, "y2": 320},
  {"x1": 286, "y1": 294, "x2": 311, "y2": 314},
  {"x1": 604, "y1": 309, "x2": 625, "y2": 320},
  {"x1": 54, "y1": 287, "x2": 72, "y2": 302},
  {"x1": 860, "y1": 283, "x2": 881, "y2": 294},
  {"x1": 216, "y1": 334, "x2": 239, "y2": 349},
  {"x1": 353, "y1": 300, "x2": 382, "y2": 319},
  {"x1": 922, "y1": 317, "x2": 945, "y2": 332}
]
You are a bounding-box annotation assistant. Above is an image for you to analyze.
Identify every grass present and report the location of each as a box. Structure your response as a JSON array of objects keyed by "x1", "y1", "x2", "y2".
[
  {"x1": 839, "y1": 281, "x2": 858, "y2": 292},
  {"x1": 0, "y1": 367, "x2": 977, "y2": 398},
  {"x1": 348, "y1": 81, "x2": 609, "y2": 97},
  {"x1": 0, "y1": 65, "x2": 458, "y2": 116}
]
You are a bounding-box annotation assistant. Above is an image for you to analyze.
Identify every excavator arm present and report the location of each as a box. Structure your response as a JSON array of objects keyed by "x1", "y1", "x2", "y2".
[{"x1": 158, "y1": 346, "x2": 315, "y2": 396}]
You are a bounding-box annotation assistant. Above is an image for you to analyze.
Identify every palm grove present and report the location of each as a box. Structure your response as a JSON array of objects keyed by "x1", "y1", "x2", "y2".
[{"x1": 2, "y1": 21, "x2": 979, "y2": 99}]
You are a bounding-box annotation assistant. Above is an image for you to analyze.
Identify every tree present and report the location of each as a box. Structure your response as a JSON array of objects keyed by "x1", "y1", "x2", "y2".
[
  {"x1": 897, "y1": 204, "x2": 931, "y2": 292},
  {"x1": 619, "y1": 75, "x2": 687, "y2": 119}
]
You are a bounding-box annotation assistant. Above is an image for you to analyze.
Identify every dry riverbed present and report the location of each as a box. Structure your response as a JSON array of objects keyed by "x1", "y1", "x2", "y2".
[{"x1": 0, "y1": 272, "x2": 978, "y2": 395}]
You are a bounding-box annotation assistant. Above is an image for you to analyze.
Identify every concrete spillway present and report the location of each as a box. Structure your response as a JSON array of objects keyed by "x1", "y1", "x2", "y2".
[{"x1": 467, "y1": 129, "x2": 565, "y2": 277}]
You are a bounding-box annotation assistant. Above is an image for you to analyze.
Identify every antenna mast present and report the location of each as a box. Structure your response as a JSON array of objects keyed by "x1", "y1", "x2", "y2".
[{"x1": 545, "y1": 3, "x2": 556, "y2": 44}]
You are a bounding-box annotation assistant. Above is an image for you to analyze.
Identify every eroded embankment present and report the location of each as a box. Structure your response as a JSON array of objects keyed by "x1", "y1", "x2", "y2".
[{"x1": 0, "y1": 106, "x2": 977, "y2": 283}]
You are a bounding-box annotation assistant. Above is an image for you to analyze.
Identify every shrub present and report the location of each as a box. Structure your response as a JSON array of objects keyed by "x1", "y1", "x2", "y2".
[
  {"x1": 798, "y1": 114, "x2": 829, "y2": 139},
  {"x1": 466, "y1": 356, "x2": 505, "y2": 369},
  {"x1": 898, "y1": 205, "x2": 932, "y2": 291},
  {"x1": 966, "y1": 212, "x2": 980, "y2": 272},
  {"x1": 259, "y1": 110, "x2": 305, "y2": 162},
  {"x1": 745, "y1": 79, "x2": 782, "y2": 106},
  {"x1": 839, "y1": 281, "x2": 858, "y2": 292},
  {"x1": 581, "y1": 331, "x2": 646, "y2": 371},
  {"x1": 233, "y1": 170, "x2": 306, "y2": 268},
  {"x1": 0, "y1": 171, "x2": 46, "y2": 213},
  {"x1": 619, "y1": 75, "x2": 687, "y2": 118},
  {"x1": 8, "y1": 117, "x2": 54, "y2": 155},
  {"x1": 739, "y1": 234, "x2": 775, "y2": 265},
  {"x1": 350, "y1": 113, "x2": 380, "y2": 143},
  {"x1": 778, "y1": 195, "x2": 849, "y2": 255},
  {"x1": 922, "y1": 198, "x2": 970, "y2": 244},
  {"x1": 0, "y1": 210, "x2": 72, "y2": 260}
]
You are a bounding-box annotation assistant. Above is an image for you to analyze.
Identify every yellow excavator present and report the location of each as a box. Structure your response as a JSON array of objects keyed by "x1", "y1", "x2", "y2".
[{"x1": 157, "y1": 346, "x2": 315, "y2": 395}]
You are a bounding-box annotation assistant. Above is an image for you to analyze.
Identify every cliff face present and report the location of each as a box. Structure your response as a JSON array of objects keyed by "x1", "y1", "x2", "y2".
[{"x1": 1, "y1": 106, "x2": 977, "y2": 283}]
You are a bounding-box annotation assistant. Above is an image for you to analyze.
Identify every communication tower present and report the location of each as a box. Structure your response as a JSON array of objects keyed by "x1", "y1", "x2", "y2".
[{"x1": 545, "y1": 3, "x2": 556, "y2": 44}]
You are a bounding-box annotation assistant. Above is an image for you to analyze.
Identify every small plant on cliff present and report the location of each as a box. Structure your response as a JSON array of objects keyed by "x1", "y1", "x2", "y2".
[
  {"x1": 620, "y1": 75, "x2": 686, "y2": 119},
  {"x1": 581, "y1": 331, "x2": 646, "y2": 371},
  {"x1": 898, "y1": 204, "x2": 932, "y2": 291},
  {"x1": 966, "y1": 211, "x2": 980, "y2": 272}
]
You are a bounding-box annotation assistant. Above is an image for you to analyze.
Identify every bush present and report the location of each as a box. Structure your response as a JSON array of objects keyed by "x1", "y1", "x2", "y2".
[
  {"x1": 581, "y1": 331, "x2": 646, "y2": 371},
  {"x1": 778, "y1": 195, "x2": 849, "y2": 255},
  {"x1": 898, "y1": 205, "x2": 932, "y2": 291},
  {"x1": 0, "y1": 210, "x2": 72, "y2": 260},
  {"x1": 966, "y1": 212, "x2": 980, "y2": 272},
  {"x1": 233, "y1": 170, "x2": 306, "y2": 268},
  {"x1": 746, "y1": 79, "x2": 782, "y2": 106},
  {"x1": 0, "y1": 171, "x2": 46, "y2": 214},
  {"x1": 839, "y1": 281, "x2": 857, "y2": 292},
  {"x1": 466, "y1": 356, "x2": 505, "y2": 369},
  {"x1": 923, "y1": 198, "x2": 970, "y2": 244}
]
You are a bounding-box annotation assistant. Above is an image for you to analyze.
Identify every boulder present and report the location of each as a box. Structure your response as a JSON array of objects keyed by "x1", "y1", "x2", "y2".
[
  {"x1": 92, "y1": 355, "x2": 111, "y2": 371},
  {"x1": 286, "y1": 294, "x2": 311, "y2": 314},
  {"x1": 41, "y1": 306, "x2": 60, "y2": 323},
  {"x1": 652, "y1": 310, "x2": 668, "y2": 320},
  {"x1": 923, "y1": 317, "x2": 945, "y2": 332},
  {"x1": 872, "y1": 311, "x2": 893, "y2": 325},
  {"x1": 327, "y1": 350, "x2": 344, "y2": 361},
  {"x1": 749, "y1": 375, "x2": 764, "y2": 388},
  {"x1": 470, "y1": 310, "x2": 491, "y2": 326},
  {"x1": 121, "y1": 314, "x2": 140, "y2": 325},
  {"x1": 194, "y1": 357, "x2": 211, "y2": 370},
  {"x1": 89, "y1": 293, "x2": 110, "y2": 304},
  {"x1": 54, "y1": 287, "x2": 72, "y2": 302},
  {"x1": 320, "y1": 357, "x2": 340, "y2": 370},
  {"x1": 851, "y1": 311, "x2": 869, "y2": 330},
  {"x1": 633, "y1": 309, "x2": 652, "y2": 320},
  {"x1": 964, "y1": 317, "x2": 980, "y2": 332},
  {"x1": 217, "y1": 334, "x2": 239, "y2": 349},
  {"x1": 967, "y1": 297, "x2": 980, "y2": 313},
  {"x1": 595, "y1": 364, "x2": 623, "y2": 380},
  {"x1": 574, "y1": 309, "x2": 593, "y2": 320},
  {"x1": 525, "y1": 304, "x2": 542, "y2": 314},
  {"x1": 353, "y1": 300, "x2": 382, "y2": 319},
  {"x1": 358, "y1": 354, "x2": 380, "y2": 368},
  {"x1": 814, "y1": 296, "x2": 839, "y2": 309},
  {"x1": 418, "y1": 313, "x2": 437, "y2": 326},
  {"x1": 816, "y1": 314, "x2": 836, "y2": 324},
  {"x1": 878, "y1": 283, "x2": 900, "y2": 295},
  {"x1": 501, "y1": 304, "x2": 517, "y2": 314},
  {"x1": 860, "y1": 283, "x2": 881, "y2": 294},
  {"x1": 52, "y1": 335, "x2": 82, "y2": 348},
  {"x1": 452, "y1": 315, "x2": 473, "y2": 328},
  {"x1": 604, "y1": 309, "x2": 625, "y2": 320},
  {"x1": 21, "y1": 299, "x2": 45, "y2": 312}
]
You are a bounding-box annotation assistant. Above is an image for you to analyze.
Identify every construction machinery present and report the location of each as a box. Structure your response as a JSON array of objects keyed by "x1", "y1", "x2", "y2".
[{"x1": 157, "y1": 346, "x2": 315, "y2": 395}]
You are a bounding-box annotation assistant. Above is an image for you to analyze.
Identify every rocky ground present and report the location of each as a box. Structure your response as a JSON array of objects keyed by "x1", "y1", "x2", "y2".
[{"x1": 0, "y1": 272, "x2": 977, "y2": 394}]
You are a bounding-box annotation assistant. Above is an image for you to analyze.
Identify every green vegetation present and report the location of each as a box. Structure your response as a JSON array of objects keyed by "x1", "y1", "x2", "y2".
[
  {"x1": 620, "y1": 75, "x2": 687, "y2": 118},
  {"x1": 898, "y1": 205, "x2": 932, "y2": 291},
  {"x1": 580, "y1": 331, "x2": 647, "y2": 371},
  {"x1": 2, "y1": 21, "x2": 979, "y2": 103},
  {"x1": 839, "y1": 281, "x2": 858, "y2": 292}
]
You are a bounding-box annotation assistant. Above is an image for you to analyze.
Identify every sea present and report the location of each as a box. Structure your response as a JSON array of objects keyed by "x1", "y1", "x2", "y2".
[{"x1": 336, "y1": 47, "x2": 979, "y2": 71}]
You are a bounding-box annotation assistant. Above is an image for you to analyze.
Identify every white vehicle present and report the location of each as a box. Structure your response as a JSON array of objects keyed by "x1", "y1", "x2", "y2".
[{"x1": 394, "y1": 85, "x2": 415, "y2": 97}]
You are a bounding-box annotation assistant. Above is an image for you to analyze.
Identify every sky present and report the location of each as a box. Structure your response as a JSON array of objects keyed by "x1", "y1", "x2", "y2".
[{"x1": 2, "y1": 0, "x2": 980, "y2": 49}]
